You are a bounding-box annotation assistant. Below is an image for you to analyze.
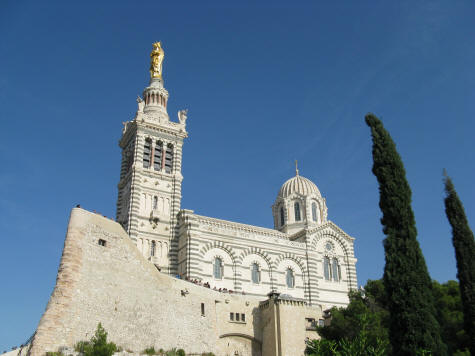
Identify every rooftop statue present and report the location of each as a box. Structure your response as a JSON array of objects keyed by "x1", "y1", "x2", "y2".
[
  {"x1": 150, "y1": 42, "x2": 165, "y2": 79},
  {"x1": 178, "y1": 109, "x2": 188, "y2": 125}
]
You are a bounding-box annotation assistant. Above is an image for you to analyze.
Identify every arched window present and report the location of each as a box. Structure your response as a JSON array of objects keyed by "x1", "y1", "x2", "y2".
[
  {"x1": 153, "y1": 141, "x2": 163, "y2": 171},
  {"x1": 143, "y1": 138, "x2": 151, "y2": 168},
  {"x1": 213, "y1": 257, "x2": 223, "y2": 279},
  {"x1": 312, "y1": 202, "x2": 318, "y2": 222},
  {"x1": 279, "y1": 206, "x2": 285, "y2": 226},
  {"x1": 332, "y1": 258, "x2": 341, "y2": 282},
  {"x1": 153, "y1": 196, "x2": 158, "y2": 210},
  {"x1": 251, "y1": 263, "x2": 260, "y2": 284},
  {"x1": 165, "y1": 144, "x2": 173, "y2": 173},
  {"x1": 150, "y1": 240, "x2": 156, "y2": 257},
  {"x1": 286, "y1": 268, "x2": 295, "y2": 288},
  {"x1": 294, "y1": 202, "x2": 301, "y2": 221},
  {"x1": 323, "y1": 257, "x2": 331, "y2": 281}
]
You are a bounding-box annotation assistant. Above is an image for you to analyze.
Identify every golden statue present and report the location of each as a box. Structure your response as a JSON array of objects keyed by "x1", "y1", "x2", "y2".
[{"x1": 150, "y1": 42, "x2": 165, "y2": 79}]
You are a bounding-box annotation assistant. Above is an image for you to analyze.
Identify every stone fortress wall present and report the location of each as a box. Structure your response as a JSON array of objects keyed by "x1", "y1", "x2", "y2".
[{"x1": 28, "y1": 208, "x2": 321, "y2": 356}]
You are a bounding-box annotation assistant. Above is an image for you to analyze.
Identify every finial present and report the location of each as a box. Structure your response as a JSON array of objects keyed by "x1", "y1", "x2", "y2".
[
  {"x1": 150, "y1": 42, "x2": 165, "y2": 79},
  {"x1": 295, "y1": 160, "x2": 299, "y2": 176}
]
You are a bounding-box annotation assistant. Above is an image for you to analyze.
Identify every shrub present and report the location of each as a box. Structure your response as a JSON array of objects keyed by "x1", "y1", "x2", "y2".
[
  {"x1": 176, "y1": 349, "x2": 185, "y2": 356},
  {"x1": 143, "y1": 347, "x2": 157, "y2": 355},
  {"x1": 75, "y1": 323, "x2": 117, "y2": 356},
  {"x1": 165, "y1": 349, "x2": 180, "y2": 356},
  {"x1": 75, "y1": 341, "x2": 90, "y2": 353},
  {"x1": 46, "y1": 352, "x2": 64, "y2": 356}
]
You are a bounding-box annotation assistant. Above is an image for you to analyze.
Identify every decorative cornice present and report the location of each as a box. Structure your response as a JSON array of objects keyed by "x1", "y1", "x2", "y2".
[
  {"x1": 307, "y1": 221, "x2": 355, "y2": 241},
  {"x1": 192, "y1": 213, "x2": 287, "y2": 239},
  {"x1": 136, "y1": 120, "x2": 188, "y2": 139},
  {"x1": 178, "y1": 212, "x2": 310, "y2": 249}
]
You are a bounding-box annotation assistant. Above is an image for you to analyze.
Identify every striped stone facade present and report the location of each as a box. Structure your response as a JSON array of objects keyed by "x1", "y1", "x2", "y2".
[{"x1": 175, "y1": 211, "x2": 357, "y2": 308}]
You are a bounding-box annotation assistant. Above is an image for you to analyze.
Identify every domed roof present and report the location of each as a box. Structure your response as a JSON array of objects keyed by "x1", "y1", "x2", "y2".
[{"x1": 278, "y1": 173, "x2": 321, "y2": 198}]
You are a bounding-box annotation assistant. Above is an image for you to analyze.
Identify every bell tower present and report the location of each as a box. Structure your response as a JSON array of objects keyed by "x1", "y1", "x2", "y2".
[{"x1": 116, "y1": 42, "x2": 188, "y2": 274}]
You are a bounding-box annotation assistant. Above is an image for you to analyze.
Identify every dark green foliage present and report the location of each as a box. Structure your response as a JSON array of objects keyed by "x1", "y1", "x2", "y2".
[
  {"x1": 143, "y1": 347, "x2": 157, "y2": 355},
  {"x1": 176, "y1": 349, "x2": 185, "y2": 356},
  {"x1": 317, "y1": 289, "x2": 389, "y2": 351},
  {"x1": 432, "y1": 280, "x2": 469, "y2": 354},
  {"x1": 305, "y1": 339, "x2": 339, "y2": 356},
  {"x1": 365, "y1": 113, "x2": 446, "y2": 355},
  {"x1": 306, "y1": 303, "x2": 388, "y2": 356},
  {"x1": 75, "y1": 323, "x2": 117, "y2": 356},
  {"x1": 311, "y1": 279, "x2": 467, "y2": 355},
  {"x1": 444, "y1": 175, "x2": 475, "y2": 355}
]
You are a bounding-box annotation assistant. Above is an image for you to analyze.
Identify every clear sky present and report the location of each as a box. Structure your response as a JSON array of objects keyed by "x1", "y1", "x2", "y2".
[{"x1": 1, "y1": 0, "x2": 474, "y2": 351}]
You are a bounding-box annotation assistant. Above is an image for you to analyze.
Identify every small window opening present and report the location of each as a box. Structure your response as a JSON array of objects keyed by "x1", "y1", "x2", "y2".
[
  {"x1": 318, "y1": 319, "x2": 325, "y2": 327},
  {"x1": 279, "y1": 206, "x2": 285, "y2": 226},
  {"x1": 286, "y1": 268, "x2": 295, "y2": 288},
  {"x1": 201, "y1": 303, "x2": 205, "y2": 316},
  {"x1": 153, "y1": 196, "x2": 158, "y2": 210},
  {"x1": 214, "y1": 257, "x2": 223, "y2": 279},
  {"x1": 306, "y1": 318, "x2": 317, "y2": 330},
  {"x1": 312, "y1": 202, "x2": 318, "y2": 222},
  {"x1": 98, "y1": 239, "x2": 106, "y2": 247},
  {"x1": 151, "y1": 241, "x2": 156, "y2": 257},
  {"x1": 294, "y1": 202, "x2": 301, "y2": 221},
  {"x1": 251, "y1": 263, "x2": 260, "y2": 284},
  {"x1": 230, "y1": 312, "x2": 234, "y2": 321},
  {"x1": 236, "y1": 313, "x2": 240, "y2": 322},
  {"x1": 143, "y1": 138, "x2": 151, "y2": 168},
  {"x1": 164, "y1": 144, "x2": 173, "y2": 173},
  {"x1": 154, "y1": 141, "x2": 163, "y2": 171},
  {"x1": 241, "y1": 313, "x2": 245, "y2": 322},
  {"x1": 332, "y1": 258, "x2": 340, "y2": 282},
  {"x1": 324, "y1": 257, "x2": 331, "y2": 281}
]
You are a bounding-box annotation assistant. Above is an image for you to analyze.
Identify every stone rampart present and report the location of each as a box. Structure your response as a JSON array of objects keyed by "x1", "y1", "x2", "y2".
[{"x1": 27, "y1": 208, "x2": 263, "y2": 356}]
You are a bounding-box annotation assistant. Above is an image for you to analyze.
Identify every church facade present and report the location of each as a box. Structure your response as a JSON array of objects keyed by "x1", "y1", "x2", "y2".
[{"x1": 116, "y1": 42, "x2": 357, "y2": 309}]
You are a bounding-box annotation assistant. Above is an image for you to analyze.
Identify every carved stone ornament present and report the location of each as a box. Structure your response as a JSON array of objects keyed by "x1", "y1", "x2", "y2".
[{"x1": 178, "y1": 109, "x2": 188, "y2": 125}]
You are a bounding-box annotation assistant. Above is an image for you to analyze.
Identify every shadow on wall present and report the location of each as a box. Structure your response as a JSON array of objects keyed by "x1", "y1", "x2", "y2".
[{"x1": 217, "y1": 307, "x2": 262, "y2": 356}]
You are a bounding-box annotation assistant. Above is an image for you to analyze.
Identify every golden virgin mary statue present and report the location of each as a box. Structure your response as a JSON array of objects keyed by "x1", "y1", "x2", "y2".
[{"x1": 150, "y1": 42, "x2": 165, "y2": 79}]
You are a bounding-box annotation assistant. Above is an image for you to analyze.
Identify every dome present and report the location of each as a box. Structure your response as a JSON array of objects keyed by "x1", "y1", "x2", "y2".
[{"x1": 278, "y1": 174, "x2": 321, "y2": 198}]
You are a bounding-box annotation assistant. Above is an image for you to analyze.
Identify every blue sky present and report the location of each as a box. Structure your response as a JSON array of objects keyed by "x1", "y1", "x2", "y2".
[{"x1": 1, "y1": 0, "x2": 474, "y2": 351}]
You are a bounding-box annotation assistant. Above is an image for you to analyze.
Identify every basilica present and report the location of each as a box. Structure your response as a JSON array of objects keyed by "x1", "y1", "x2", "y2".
[
  {"x1": 116, "y1": 42, "x2": 357, "y2": 308},
  {"x1": 26, "y1": 43, "x2": 358, "y2": 356}
]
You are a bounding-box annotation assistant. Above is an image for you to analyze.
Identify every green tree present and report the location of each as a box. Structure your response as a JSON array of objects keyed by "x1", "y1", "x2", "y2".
[
  {"x1": 317, "y1": 289, "x2": 389, "y2": 350},
  {"x1": 365, "y1": 113, "x2": 446, "y2": 355},
  {"x1": 432, "y1": 280, "x2": 468, "y2": 354},
  {"x1": 306, "y1": 289, "x2": 389, "y2": 356},
  {"x1": 444, "y1": 175, "x2": 475, "y2": 355},
  {"x1": 75, "y1": 323, "x2": 117, "y2": 356}
]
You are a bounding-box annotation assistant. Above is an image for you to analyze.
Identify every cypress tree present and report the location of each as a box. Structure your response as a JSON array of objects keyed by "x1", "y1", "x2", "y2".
[
  {"x1": 443, "y1": 174, "x2": 475, "y2": 355},
  {"x1": 365, "y1": 113, "x2": 446, "y2": 356}
]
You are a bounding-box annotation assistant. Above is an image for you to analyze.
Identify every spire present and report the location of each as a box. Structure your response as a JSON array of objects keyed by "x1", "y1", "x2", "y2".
[{"x1": 295, "y1": 160, "x2": 299, "y2": 176}]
